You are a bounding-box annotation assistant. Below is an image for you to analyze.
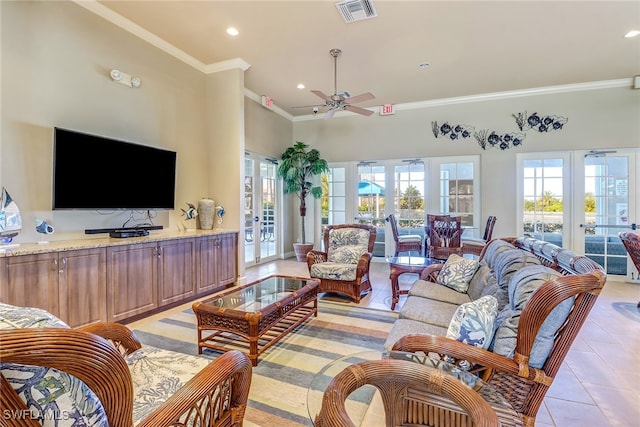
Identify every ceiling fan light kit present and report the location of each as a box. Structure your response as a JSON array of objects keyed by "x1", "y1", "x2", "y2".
[{"x1": 302, "y1": 48, "x2": 375, "y2": 120}]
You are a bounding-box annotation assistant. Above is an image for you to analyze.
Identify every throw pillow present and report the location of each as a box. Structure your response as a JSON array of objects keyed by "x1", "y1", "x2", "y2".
[
  {"x1": 0, "y1": 303, "x2": 108, "y2": 427},
  {"x1": 491, "y1": 265, "x2": 572, "y2": 368},
  {"x1": 446, "y1": 295, "x2": 499, "y2": 349},
  {"x1": 437, "y1": 254, "x2": 480, "y2": 293}
]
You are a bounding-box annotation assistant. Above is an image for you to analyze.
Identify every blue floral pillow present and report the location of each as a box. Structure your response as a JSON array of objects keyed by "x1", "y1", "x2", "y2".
[
  {"x1": 0, "y1": 303, "x2": 108, "y2": 427},
  {"x1": 446, "y1": 295, "x2": 498, "y2": 350},
  {"x1": 437, "y1": 254, "x2": 480, "y2": 293}
]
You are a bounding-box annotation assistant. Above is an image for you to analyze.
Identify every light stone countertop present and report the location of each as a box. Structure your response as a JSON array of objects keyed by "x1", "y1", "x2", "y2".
[{"x1": 0, "y1": 228, "x2": 238, "y2": 257}]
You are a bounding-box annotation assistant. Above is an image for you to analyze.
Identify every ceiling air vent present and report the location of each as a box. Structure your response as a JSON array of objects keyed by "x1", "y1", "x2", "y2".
[{"x1": 335, "y1": 0, "x2": 377, "y2": 23}]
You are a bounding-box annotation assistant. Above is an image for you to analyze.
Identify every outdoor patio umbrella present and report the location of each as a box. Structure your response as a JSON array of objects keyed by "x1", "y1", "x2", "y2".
[{"x1": 358, "y1": 180, "x2": 385, "y2": 219}]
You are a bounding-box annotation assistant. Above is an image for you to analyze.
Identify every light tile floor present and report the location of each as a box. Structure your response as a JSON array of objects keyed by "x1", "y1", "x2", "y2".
[{"x1": 244, "y1": 258, "x2": 640, "y2": 427}]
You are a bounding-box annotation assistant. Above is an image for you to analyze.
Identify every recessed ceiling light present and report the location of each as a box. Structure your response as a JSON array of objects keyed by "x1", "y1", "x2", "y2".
[
  {"x1": 418, "y1": 62, "x2": 430, "y2": 69},
  {"x1": 625, "y1": 30, "x2": 640, "y2": 38},
  {"x1": 226, "y1": 27, "x2": 239, "y2": 36},
  {"x1": 297, "y1": 83, "x2": 305, "y2": 89}
]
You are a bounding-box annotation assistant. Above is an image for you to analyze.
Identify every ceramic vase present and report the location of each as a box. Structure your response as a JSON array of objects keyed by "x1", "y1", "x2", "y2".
[{"x1": 198, "y1": 198, "x2": 215, "y2": 230}]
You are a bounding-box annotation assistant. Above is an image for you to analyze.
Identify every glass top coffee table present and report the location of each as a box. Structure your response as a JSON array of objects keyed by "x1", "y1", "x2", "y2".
[
  {"x1": 192, "y1": 274, "x2": 318, "y2": 366},
  {"x1": 387, "y1": 256, "x2": 443, "y2": 310},
  {"x1": 307, "y1": 350, "x2": 523, "y2": 427}
]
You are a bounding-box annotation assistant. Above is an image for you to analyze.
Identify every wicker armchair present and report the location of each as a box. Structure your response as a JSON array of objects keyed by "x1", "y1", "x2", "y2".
[
  {"x1": 619, "y1": 230, "x2": 640, "y2": 307},
  {"x1": 314, "y1": 359, "x2": 500, "y2": 427},
  {"x1": 0, "y1": 321, "x2": 252, "y2": 427},
  {"x1": 388, "y1": 213, "x2": 423, "y2": 256},
  {"x1": 462, "y1": 215, "x2": 497, "y2": 256},
  {"x1": 392, "y1": 244, "x2": 607, "y2": 427},
  {"x1": 424, "y1": 214, "x2": 463, "y2": 260},
  {"x1": 307, "y1": 223, "x2": 376, "y2": 303}
]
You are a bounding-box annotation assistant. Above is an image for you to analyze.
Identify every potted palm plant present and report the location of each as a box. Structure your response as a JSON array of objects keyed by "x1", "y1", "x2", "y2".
[{"x1": 278, "y1": 141, "x2": 329, "y2": 261}]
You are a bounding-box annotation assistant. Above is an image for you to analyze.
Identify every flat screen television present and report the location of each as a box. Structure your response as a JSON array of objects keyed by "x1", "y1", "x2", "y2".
[{"x1": 53, "y1": 127, "x2": 177, "y2": 210}]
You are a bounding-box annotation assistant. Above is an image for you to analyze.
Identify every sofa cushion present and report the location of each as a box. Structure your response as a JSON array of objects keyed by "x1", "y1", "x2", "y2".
[
  {"x1": 446, "y1": 295, "x2": 498, "y2": 349},
  {"x1": 0, "y1": 303, "x2": 108, "y2": 427},
  {"x1": 466, "y1": 263, "x2": 491, "y2": 301},
  {"x1": 327, "y1": 227, "x2": 371, "y2": 263},
  {"x1": 491, "y1": 265, "x2": 572, "y2": 368},
  {"x1": 436, "y1": 254, "x2": 480, "y2": 293},
  {"x1": 408, "y1": 280, "x2": 472, "y2": 306},
  {"x1": 0, "y1": 302, "x2": 69, "y2": 329},
  {"x1": 399, "y1": 296, "x2": 459, "y2": 328},
  {"x1": 384, "y1": 318, "x2": 448, "y2": 350},
  {"x1": 310, "y1": 262, "x2": 357, "y2": 281},
  {"x1": 482, "y1": 239, "x2": 516, "y2": 269},
  {"x1": 492, "y1": 248, "x2": 541, "y2": 290},
  {"x1": 126, "y1": 346, "x2": 211, "y2": 425}
]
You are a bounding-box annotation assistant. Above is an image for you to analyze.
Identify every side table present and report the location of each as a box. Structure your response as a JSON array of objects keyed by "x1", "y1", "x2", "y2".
[{"x1": 387, "y1": 256, "x2": 442, "y2": 310}]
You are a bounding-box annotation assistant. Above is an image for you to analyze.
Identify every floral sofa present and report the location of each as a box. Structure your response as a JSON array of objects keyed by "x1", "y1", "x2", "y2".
[
  {"x1": 0, "y1": 302, "x2": 252, "y2": 426},
  {"x1": 384, "y1": 236, "x2": 607, "y2": 427}
]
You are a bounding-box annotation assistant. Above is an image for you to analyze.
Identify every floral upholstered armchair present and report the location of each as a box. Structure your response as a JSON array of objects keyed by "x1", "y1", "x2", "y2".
[
  {"x1": 0, "y1": 302, "x2": 252, "y2": 427},
  {"x1": 306, "y1": 224, "x2": 376, "y2": 303}
]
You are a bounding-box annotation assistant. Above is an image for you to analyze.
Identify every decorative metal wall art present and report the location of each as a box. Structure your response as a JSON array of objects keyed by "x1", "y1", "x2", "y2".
[
  {"x1": 432, "y1": 111, "x2": 567, "y2": 150},
  {"x1": 431, "y1": 121, "x2": 474, "y2": 140},
  {"x1": 474, "y1": 130, "x2": 526, "y2": 151},
  {"x1": 512, "y1": 111, "x2": 567, "y2": 132}
]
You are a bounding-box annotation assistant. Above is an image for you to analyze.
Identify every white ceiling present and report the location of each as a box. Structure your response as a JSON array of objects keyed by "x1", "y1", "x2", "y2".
[{"x1": 93, "y1": 1, "x2": 640, "y2": 117}]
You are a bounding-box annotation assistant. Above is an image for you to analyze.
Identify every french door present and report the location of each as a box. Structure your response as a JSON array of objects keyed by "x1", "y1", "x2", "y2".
[
  {"x1": 518, "y1": 150, "x2": 638, "y2": 278},
  {"x1": 244, "y1": 153, "x2": 279, "y2": 267},
  {"x1": 575, "y1": 150, "x2": 637, "y2": 277}
]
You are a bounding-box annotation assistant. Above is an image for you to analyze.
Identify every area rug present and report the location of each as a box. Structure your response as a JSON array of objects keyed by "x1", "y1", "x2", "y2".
[{"x1": 131, "y1": 300, "x2": 398, "y2": 427}]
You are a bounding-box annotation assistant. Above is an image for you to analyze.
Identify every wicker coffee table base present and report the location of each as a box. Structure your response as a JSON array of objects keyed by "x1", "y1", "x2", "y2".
[{"x1": 194, "y1": 281, "x2": 318, "y2": 366}]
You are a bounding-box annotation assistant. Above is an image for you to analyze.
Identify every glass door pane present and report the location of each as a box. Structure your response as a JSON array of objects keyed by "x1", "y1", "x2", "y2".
[
  {"x1": 357, "y1": 162, "x2": 386, "y2": 257},
  {"x1": 393, "y1": 160, "x2": 426, "y2": 252},
  {"x1": 244, "y1": 154, "x2": 279, "y2": 267},
  {"x1": 260, "y1": 161, "x2": 278, "y2": 260},
  {"x1": 582, "y1": 154, "x2": 631, "y2": 276},
  {"x1": 522, "y1": 158, "x2": 565, "y2": 246}
]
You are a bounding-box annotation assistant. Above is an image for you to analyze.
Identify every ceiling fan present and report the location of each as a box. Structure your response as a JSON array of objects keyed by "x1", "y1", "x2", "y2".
[{"x1": 298, "y1": 48, "x2": 375, "y2": 120}]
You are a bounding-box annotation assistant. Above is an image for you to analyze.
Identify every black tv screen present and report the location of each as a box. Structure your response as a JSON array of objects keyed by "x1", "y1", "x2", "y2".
[{"x1": 53, "y1": 127, "x2": 177, "y2": 210}]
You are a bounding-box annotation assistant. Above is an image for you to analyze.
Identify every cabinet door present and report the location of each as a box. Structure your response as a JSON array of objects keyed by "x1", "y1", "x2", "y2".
[
  {"x1": 107, "y1": 242, "x2": 157, "y2": 322},
  {"x1": 216, "y1": 233, "x2": 238, "y2": 287},
  {"x1": 158, "y1": 238, "x2": 195, "y2": 306},
  {"x1": 196, "y1": 233, "x2": 238, "y2": 294},
  {"x1": 196, "y1": 236, "x2": 218, "y2": 294},
  {"x1": 58, "y1": 248, "x2": 107, "y2": 328},
  {"x1": 0, "y1": 253, "x2": 59, "y2": 316}
]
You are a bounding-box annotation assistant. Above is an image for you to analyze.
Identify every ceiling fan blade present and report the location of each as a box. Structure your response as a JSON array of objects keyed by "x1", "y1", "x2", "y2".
[
  {"x1": 324, "y1": 108, "x2": 337, "y2": 120},
  {"x1": 345, "y1": 92, "x2": 375, "y2": 104},
  {"x1": 311, "y1": 90, "x2": 331, "y2": 102},
  {"x1": 345, "y1": 105, "x2": 374, "y2": 116}
]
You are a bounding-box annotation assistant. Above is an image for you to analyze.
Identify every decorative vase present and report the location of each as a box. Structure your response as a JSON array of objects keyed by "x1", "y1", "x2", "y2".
[
  {"x1": 198, "y1": 198, "x2": 215, "y2": 230},
  {"x1": 293, "y1": 242, "x2": 314, "y2": 262}
]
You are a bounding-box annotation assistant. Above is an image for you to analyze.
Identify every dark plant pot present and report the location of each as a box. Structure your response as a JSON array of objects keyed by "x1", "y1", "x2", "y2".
[{"x1": 293, "y1": 242, "x2": 314, "y2": 262}]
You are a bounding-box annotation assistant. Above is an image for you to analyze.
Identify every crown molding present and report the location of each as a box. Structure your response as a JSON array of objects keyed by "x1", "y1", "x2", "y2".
[
  {"x1": 244, "y1": 90, "x2": 293, "y2": 120},
  {"x1": 392, "y1": 79, "x2": 633, "y2": 112},
  {"x1": 74, "y1": 1, "x2": 632, "y2": 122},
  {"x1": 205, "y1": 59, "x2": 251, "y2": 74}
]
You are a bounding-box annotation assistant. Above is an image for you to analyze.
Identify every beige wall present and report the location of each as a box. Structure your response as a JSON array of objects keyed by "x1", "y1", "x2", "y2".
[
  {"x1": 2, "y1": 1, "x2": 638, "y2": 259},
  {"x1": 1, "y1": 2, "x2": 220, "y2": 242},
  {"x1": 293, "y1": 86, "x2": 640, "y2": 239}
]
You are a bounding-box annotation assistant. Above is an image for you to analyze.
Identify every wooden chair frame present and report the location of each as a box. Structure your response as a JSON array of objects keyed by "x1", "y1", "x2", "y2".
[
  {"x1": 315, "y1": 359, "x2": 501, "y2": 427},
  {"x1": 307, "y1": 223, "x2": 376, "y2": 303},
  {"x1": 462, "y1": 215, "x2": 497, "y2": 256},
  {"x1": 388, "y1": 213, "x2": 423, "y2": 256},
  {"x1": 619, "y1": 230, "x2": 640, "y2": 306},
  {"x1": 0, "y1": 322, "x2": 252, "y2": 427},
  {"x1": 424, "y1": 214, "x2": 463, "y2": 260}
]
